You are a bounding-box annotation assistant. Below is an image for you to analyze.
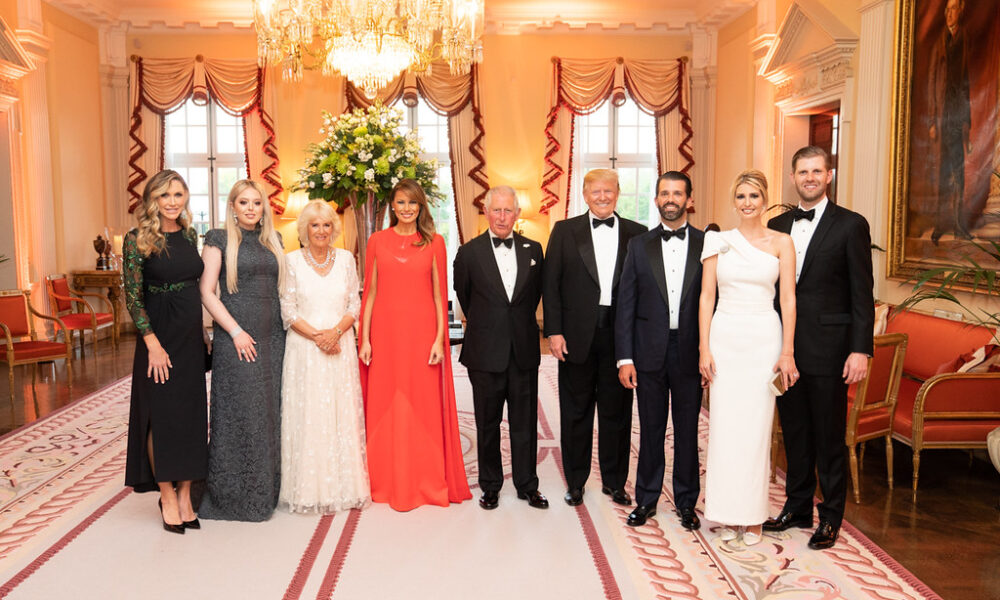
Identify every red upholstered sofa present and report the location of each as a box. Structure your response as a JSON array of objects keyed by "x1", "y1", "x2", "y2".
[{"x1": 884, "y1": 309, "x2": 1000, "y2": 492}]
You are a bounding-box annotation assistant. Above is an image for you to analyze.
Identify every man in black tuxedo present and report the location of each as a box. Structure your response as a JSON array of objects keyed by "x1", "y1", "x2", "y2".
[
  {"x1": 454, "y1": 185, "x2": 548, "y2": 510},
  {"x1": 764, "y1": 146, "x2": 874, "y2": 549},
  {"x1": 542, "y1": 169, "x2": 647, "y2": 507},
  {"x1": 615, "y1": 171, "x2": 704, "y2": 529}
]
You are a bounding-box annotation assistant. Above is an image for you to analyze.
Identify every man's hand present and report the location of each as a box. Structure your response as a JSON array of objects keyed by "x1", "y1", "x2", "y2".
[
  {"x1": 618, "y1": 364, "x2": 637, "y2": 389},
  {"x1": 548, "y1": 334, "x2": 568, "y2": 361},
  {"x1": 842, "y1": 352, "x2": 869, "y2": 385}
]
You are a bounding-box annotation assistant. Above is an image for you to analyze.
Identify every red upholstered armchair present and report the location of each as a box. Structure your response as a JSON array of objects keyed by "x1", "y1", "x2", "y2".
[
  {"x1": 0, "y1": 289, "x2": 73, "y2": 402},
  {"x1": 885, "y1": 310, "x2": 1000, "y2": 493},
  {"x1": 45, "y1": 274, "x2": 118, "y2": 356},
  {"x1": 845, "y1": 332, "x2": 907, "y2": 503}
]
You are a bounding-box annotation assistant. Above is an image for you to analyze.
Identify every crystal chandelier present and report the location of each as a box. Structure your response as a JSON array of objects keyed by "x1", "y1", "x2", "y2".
[{"x1": 252, "y1": 0, "x2": 485, "y2": 98}]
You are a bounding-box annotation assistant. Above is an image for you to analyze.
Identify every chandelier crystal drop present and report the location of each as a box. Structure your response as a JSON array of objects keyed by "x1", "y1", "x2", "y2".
[{"x1": 252, "y1": 0, "x2": 485, "y2": 98}]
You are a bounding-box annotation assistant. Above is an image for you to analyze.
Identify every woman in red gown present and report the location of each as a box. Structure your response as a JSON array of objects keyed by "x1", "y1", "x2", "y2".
[{"x1": 359, "y1": 179, "x2": 471, "y2": 511}]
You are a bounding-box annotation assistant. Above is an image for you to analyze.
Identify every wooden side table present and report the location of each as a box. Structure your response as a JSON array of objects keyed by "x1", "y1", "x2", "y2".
[{"x1": 71, "y1": 269, "x2": 125, "y2": 336}]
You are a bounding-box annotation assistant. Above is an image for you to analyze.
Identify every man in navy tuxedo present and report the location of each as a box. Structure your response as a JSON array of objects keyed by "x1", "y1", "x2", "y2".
[{"x1": 614, "y1": 171, "x2": 704, "y2": 529}]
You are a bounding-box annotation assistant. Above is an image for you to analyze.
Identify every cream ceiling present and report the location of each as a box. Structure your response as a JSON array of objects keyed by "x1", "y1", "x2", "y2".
[{"x1": 46, "y1": 0, "x2": 755, "y2": 31}]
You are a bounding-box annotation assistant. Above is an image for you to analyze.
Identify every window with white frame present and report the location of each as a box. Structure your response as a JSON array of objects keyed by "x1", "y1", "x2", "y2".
[
  {"x1": 571, "y1": 97, "x2": 658, "y2": 227},
  {"x1": 399, "y1": 98, "x2": 458, "y2": 300},
  {"x1": 164, "y1": 98, "x2": 248, "y2": 242}
]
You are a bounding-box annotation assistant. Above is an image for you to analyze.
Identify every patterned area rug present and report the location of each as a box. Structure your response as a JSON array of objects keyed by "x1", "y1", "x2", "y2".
[{"x1": 0, "y1": 358, "x2": 941, "y2": 599}]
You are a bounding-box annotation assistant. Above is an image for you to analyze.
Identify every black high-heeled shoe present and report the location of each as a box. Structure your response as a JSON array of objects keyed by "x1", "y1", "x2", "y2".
[
  {"x1": 159, "y1": 499, "x2": 185, "y2": 535},
  {"x1": 182, "y1": 517, "x2": 201, "y2": 530}
]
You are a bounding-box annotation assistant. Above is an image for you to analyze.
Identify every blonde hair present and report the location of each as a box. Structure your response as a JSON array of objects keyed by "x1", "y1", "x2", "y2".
[
  {"x1": 223, "y1": 179, "x2": 286, "y2": 294},
  {"x1": 583, "y1": 168, "x2": 619, "y2": 191},
  {"x1": 296, "y1": 201, "x2": 342, "y2": 249},
  {"x1": 388, "y1": 179, "x2": 435, "y2": 247},
  {"x1": 135, "y1": 170, "x2": 194, "y2": 256},
  {"x1": 730, "y1": 169, "x2": 769, "y2": 206}
]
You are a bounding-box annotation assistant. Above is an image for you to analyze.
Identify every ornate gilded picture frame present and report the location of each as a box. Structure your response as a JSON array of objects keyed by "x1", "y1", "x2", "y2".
[{"x1": 888, "y1": 0, "x2": 1000, "y2": 285}]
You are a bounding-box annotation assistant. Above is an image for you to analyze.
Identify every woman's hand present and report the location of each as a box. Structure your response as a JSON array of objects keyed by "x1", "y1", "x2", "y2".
[
  {"x1": 313, "y1": 329, "x2": 342, "y2": 354},
  {"x1": 147, "y1": 345, "x2": 172, "y2": 384},
  {"x1": 699, "y1": 350, "x2": 716, "y2": 387},
  {"x1": 428, "y1": 340, "x2": 444, "y2": 365},
  {"x1": 358, "y1": 340, "x2": 372, "y2": 365},
  {"x1": 233, "y1": 331, "x2": 258, "y2": 362},
  {"x1": 775, "y1": 353, "x2": 798, "y2": 390}
]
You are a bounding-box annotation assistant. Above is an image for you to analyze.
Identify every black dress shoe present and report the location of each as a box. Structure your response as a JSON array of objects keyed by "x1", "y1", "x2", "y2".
[
  {"x1": 479, "y1": 490, "x2": 499, "y2": 510},
  {"x1": 677, "y1": 507, "x2": 701, "y2": 531},
  {"x1": 762, "y1": 511, "x2": 813, "y2": 532},
  {"x1": 808, "y1": 521, "x2": 839, "y2": 550},
  {"x1": 182, "y1": 518, "x2": 201, "y2": 530},
  {"x1": 516, "y1": 490, "x2": 549, "y2": 509},
  {"x1": 601, "y1": 486, "x2": 632, "y2": 506},
  {"x1": 159, "y1": 499, "x2": 185, "y2": 535},
  {"x1": 564, "y1": 488, "x2": 584, "y2": 506},
  {"x1": 626, "y1": 504, "x2": 657, "y2": 527}
]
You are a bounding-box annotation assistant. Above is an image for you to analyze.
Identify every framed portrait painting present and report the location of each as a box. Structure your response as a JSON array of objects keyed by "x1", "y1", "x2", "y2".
[{"x1": 889, "y1": 0, "x2": 1000, "y2": 284}]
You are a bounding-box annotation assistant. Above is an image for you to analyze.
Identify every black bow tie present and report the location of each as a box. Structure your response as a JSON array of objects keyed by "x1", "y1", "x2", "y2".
[
  {"x1": 492, "y1": 236, "x2": 513, "y2": 249},
  {"x1": 661, "y1": 226, "x2": 687, "y2": 242},
  {"x1": 792, "y1": 207, "x2": 816, "y2": 222},
  {"x1": 592, "y1": 217, "x2": 615, "y2": 229}
]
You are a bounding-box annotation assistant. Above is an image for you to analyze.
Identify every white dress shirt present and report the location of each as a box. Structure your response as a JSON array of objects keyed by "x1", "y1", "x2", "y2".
[
  {"x1": 488, "y1": 231, "x2": 517, "y2": 301},
  {"x1": 789, "y1": 197, "x2": 828, "y2": 282},
  {"x1": 661, "y1": 223, "x2": 689, "y2": 330},
  {"x1": 589, "y1": 211, "x2": 618, "y2": 306}
]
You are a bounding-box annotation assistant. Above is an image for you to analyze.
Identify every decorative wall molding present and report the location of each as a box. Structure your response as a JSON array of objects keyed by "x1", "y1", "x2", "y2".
[{"x1": 759, "y1": 0, "x2": 858, "y2": 107}]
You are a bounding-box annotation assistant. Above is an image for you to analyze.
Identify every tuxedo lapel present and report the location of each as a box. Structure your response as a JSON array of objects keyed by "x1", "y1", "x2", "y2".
[
  {"x1": 475, "y1": 234, "x2": 509, "y2": 303},
  {"x1": 645, "y1": 232, "x2": 669, "y2": 308},
  {"x1": 612, "y1": 214, "x2": 631, "y2": 289},
  {"x1": 679, "y1": 228, "x2": 703, "y2": 306},
  {"x1": 799, "y1": 203, "x2": 838, "y2": 281},
  {"x1": 572, "y1": 216, "x2": 600, "y2": 286},
  {"x1": 510, "y1": 235, "x2": 531, "y2": 303}
]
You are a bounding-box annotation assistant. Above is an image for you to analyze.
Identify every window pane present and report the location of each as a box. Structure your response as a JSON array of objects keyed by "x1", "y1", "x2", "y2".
[
  {"x1": 216, "y1": 126, "x2": 239, "y2": 154},
  {"x1": 189, "y1": 195, "x2": 211, "y2": 225},
  {"x1": 188, "y1": 127, "x2": 207, "y2": 154},
  {"x1": 618, "y1": 126, "x2": 638, "y2": 154},
  {"x1": 187, "y1": 102, "x2": 207, "y2": 125},
  {"x1": 618, "y1": 100, "x2": 638, "y2": 126},
  {"x1": 217, "y1": 167, "x2": 241, "y2": 196},
  {"x1": 188, "y1": 167, "x2": 209, "y2": 196},
  {"x1": 588, "y1": 126, "x2": 608, "y2": 154}
]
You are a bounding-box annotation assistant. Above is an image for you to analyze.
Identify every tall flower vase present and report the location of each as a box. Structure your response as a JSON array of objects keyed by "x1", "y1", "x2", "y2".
[{"x1": 351, "y1": 190, "x2": 387, "y2": 281}]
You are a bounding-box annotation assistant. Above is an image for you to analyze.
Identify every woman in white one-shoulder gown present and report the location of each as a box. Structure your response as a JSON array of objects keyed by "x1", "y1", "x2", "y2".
[{"x1": 698, "y1": 170, "x2": 798, "y2": 546}]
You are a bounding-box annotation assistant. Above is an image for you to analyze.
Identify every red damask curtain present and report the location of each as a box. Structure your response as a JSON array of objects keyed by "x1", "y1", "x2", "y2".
[
  {"x1": 542, "y1": 57, "x2": 693, "y2": 218},
  {"x1": 344, "y1": 64, "x2": 488, "y2": 245},
  {"x1": 127, "y1": 56, "x2": 283, "y2": 214}
]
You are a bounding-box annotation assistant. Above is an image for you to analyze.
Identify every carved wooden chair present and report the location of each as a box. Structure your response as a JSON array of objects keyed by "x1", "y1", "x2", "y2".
[
  {"x1": 45, "y1": 274, "x2": 118, "y2": 356},
  {"x1": 0, "y1": 289, "x2": 73, "y2": 403},
  {"x1": 845, "y1": 332, "x2": 908, "y2": 502}
]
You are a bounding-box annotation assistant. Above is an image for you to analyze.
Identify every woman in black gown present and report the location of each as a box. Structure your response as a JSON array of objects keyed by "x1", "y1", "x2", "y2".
[
  {"x1": 198, "y1": 179, "x2": 285, "y2": 521},
  {"x1": 123, "y1": 169, "x2": 208, "y2": 534}
]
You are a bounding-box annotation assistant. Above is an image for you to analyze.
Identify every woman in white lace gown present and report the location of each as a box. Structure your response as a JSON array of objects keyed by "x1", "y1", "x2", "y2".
[
  {"x1": 279, "y1": 201, "x2": 370, "y2": 513},
  {"x1": 698, "y1": 170, "x2": 797, "y2": 545}
]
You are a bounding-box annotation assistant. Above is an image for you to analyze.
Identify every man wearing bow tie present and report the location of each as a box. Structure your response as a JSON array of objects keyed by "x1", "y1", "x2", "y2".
[
  {"x1": 614, "y1": 171, "x2": 704, "y2": 529},
  {"x1": 542, "y1": 169, "x2": 646, "y2": 507},
  {"x1": 454, "y1": 186, "x2": 548, "y2": 510},
  {"x1": 764, "y1": 146, "x2": 874, "y2": 549}
]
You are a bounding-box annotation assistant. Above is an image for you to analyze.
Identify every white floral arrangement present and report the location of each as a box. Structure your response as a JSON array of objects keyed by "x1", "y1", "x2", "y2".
[{"x1": 296, "y1": 102, "x2": 441, "y2": 209}]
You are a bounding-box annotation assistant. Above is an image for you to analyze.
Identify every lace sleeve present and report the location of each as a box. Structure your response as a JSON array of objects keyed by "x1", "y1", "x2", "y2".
[
  {"x1": 122, "y1": 230, "x2": 152, "y2": 336},
  {"x1": 279, "y1": 251, "x2": 300, "y2": 330},
  {"x1": 344, "y1": 251, "x2": 360, "y2": 321}
]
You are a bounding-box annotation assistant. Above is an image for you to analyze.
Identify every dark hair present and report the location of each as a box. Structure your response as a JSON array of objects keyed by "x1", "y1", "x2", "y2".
[
  {"x1": 656, "y1": 171, "x2": 692, "y2": 197},
  {"x1": 705, "y1": 222, "x2": 721, "y2": 232},
  {"x1": 791, "y1": 146, "x2": 832, "y2": 171},
  {"x1": 388, "y1": 179, "x2": 436, "y2": 247}
]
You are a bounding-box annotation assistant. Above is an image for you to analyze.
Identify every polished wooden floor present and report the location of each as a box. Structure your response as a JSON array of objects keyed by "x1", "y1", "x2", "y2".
[{"x1": 2, "y1": 332, "x2": 998, "y2": 599}]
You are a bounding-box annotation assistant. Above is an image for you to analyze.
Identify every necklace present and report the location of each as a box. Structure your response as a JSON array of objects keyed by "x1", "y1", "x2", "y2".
[{"x1": 304, "y1": 246, "x2": 335, "y2": 270}]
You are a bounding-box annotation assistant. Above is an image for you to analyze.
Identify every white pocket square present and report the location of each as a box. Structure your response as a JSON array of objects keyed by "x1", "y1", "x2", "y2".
[
  {"x1": 530, "y1": 258, "x2": 537, "y2": 266},
  {"x1": 523, "y1": 243, "x2": 530, "y2": 248}
]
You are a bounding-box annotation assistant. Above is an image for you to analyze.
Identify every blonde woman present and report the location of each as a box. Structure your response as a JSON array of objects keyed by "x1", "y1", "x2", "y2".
[
  {"x1": 278, "y1": 201, "x2": 369, "y2": 513},
  {"x1": 123, "y1": 169, "x2": 208, "y2": 534},
  {"x1": 198, "y1": 179, "x2": 286, "y2": 521},
  {"x1": 699, "y1": 169, "x2": 797, "y2": 546}
]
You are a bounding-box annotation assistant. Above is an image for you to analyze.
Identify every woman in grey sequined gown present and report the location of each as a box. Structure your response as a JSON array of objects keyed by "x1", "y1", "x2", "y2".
[{"x1": 198, "y1": 180, "x2": 286, "y2": 521}]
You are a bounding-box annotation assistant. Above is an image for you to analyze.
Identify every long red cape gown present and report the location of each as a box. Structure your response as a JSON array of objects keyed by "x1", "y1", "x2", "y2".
[{"x1": 359, "y1": 229, "x2": 471, "y2": 511}]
